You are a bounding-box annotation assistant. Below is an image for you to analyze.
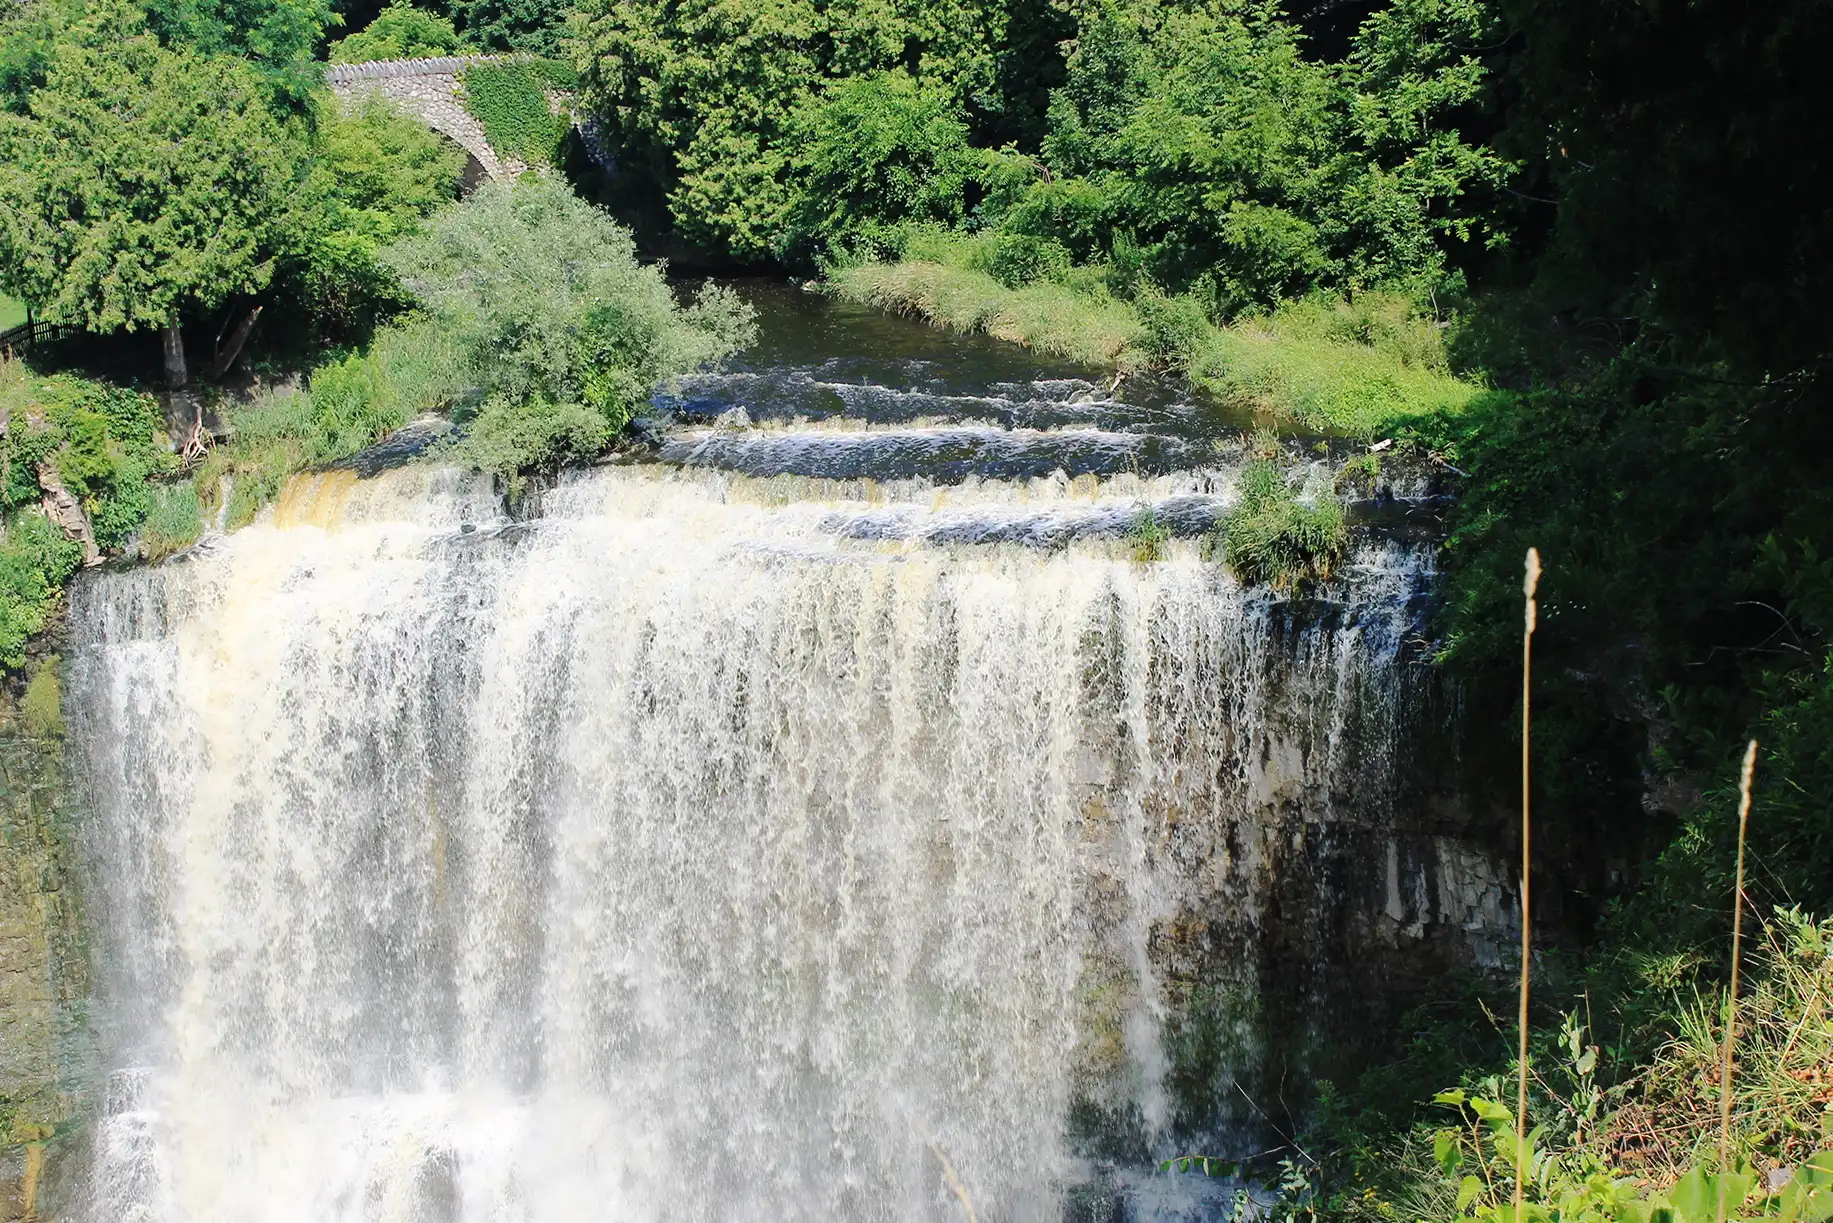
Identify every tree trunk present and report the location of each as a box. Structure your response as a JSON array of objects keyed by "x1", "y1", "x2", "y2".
[
  {"x1": 162, "y1": 316, "x2": 188, "y2": 390},
  {"x1": 206, "y1": 305, "x2": 262, "y2": 380}
]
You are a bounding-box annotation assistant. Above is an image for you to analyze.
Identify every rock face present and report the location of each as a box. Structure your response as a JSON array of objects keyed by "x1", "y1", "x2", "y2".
[{"x1": 0, "y1": 656, "x2": 89, "y2": 1222}]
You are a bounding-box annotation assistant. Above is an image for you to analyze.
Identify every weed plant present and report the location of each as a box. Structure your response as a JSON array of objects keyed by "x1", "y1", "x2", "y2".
[
  {"x1": 461, "y1": 60, "x2": 570, "y2": 166},
  {"x1": 1220, "y1": 461, "x2": 1347, "y2": 588}
]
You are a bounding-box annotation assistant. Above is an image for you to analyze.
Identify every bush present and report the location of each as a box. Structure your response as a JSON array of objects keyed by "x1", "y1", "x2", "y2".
[
  {"x1": 460, "y1": 60, "x2": 568, "y2": 166},
  {"x1": 0, "y1": 511, "x2": 83, "y2": 667},
  {"x1": 1221, "y1": 460, "x2": 1347, "y2": 588},
  {"x1": 287, "y1": 92, "x2": 468, "y2": 340},
  {"x1": 382, "y1": 177, "x2": 755, "y2": 477},
  {"x1": 988, "y1": 233, "x2": 1072, "y2": 289},
  {"x1": 329, "y1": 3, "x2": 467, "y2": 63},
  {"x1": 1133, "y1": 291, "x2": 1213, "y2": 370}
]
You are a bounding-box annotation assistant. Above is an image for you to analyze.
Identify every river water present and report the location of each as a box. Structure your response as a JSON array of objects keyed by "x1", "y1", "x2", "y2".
[{"x1": 60, "y1": 283, "x2": 1457, "y2": 1223}]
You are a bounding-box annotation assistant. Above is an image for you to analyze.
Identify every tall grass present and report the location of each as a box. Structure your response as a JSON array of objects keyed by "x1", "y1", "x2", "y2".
[
  {"x1": 1192, "y1": 299, "x2": 1479, "y2": 436},
  {"x1": 829, "y1": 260, "x2": 1142, "y2": 367},
  {"x1": 828, "y1": 248, "x2": 1480, "y2": 436},
  {"x1": 1517, "y1": 548, "x2": 1541, "y2": 1215}
]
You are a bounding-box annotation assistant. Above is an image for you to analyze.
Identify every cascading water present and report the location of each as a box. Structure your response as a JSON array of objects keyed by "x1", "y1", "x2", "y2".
[{"x1": 59, "y1": 284, "x2": 1468, "y2": 1223}]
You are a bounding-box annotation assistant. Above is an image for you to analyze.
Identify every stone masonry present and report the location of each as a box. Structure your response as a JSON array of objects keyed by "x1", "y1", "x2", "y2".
[{"x1": 326, "y1": 57, "x2": 530, "y2": 182}]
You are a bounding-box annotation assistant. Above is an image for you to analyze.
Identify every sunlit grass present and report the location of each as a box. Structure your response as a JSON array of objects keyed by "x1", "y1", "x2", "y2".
[{"x1": 830, "y1": 252, "x2": 1482, "y2": 437}]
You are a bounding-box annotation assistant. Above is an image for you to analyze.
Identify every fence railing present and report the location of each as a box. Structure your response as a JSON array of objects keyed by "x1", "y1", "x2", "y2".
[{"x1": 0, "y1": 319, "x2": 76, "y2": 354}]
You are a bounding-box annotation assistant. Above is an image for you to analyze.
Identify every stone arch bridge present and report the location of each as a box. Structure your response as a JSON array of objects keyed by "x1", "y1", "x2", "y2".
[{"x1": 325, "y1": 56, "x2": 529, "y2": 183}]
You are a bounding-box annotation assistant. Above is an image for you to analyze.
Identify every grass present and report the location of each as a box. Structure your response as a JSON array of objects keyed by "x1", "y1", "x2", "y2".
[
  {"x1": 1193, "y1": 298, "x2": 1480, "y2": 437},
  {"x1": 826, "y1": 238, "x2": 1482, "y2": 437},
  {"x1": 0, "y1": 295, "x2": 25, "y2": 331},
  {"x1": 829, "y1": 259, "x2": 1142, "y2": 367},
  {"x1": 1219, "y1": 460, "x2": 1348, "y2": 587}
]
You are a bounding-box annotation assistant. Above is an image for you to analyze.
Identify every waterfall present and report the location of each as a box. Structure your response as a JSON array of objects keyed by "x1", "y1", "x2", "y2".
[{"x1": 63, "y1": 457, "x2": 1438, "y2": 1223}]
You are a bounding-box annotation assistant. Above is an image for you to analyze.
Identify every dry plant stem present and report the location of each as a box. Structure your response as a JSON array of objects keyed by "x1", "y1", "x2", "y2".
[
  {"x1": 929, "y1": 1143, "x2": 980, "y2": 1223},
  {"x1": 1517, "y1": 547, "x2": 1541, "y2": 1216},
  {"x1": 1717, "y1": 738, "x2": 1759, "y2": 1223}
]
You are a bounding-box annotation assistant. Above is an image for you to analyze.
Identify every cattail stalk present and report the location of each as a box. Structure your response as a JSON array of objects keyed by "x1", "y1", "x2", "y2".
[
  {"x1": 1717, "y1": 739, "x2": 1759, "y2": 1222},
  {"x1": 1517, "y1": 548, "x2": 1541, "y2": 1215}
]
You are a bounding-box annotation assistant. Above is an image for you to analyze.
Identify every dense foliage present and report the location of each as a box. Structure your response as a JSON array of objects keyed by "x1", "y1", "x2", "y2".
[
  {"x1": 328, "y1": 1, "x2": 466, "y2": 60},
  {"x1": 383, "y1": 176, "x2": 754, "y2": 477},
  {"x1": 286, "y1": 92, "x2": 468, "y2": 336},
  {"x1": 0, "y1": 357, "x2": 170, "y2": 664},
  {"x1": 459, "y1": 58, "x2": 571, "y2": 165},
  {"x1": 0, "y1": 0, "x2": 306, "y2": 342},
  {"x1": 576, "y1": 0, "x2": 1506, "y2": 303},
  {"x1": 574, "y1": 0, "x2": 1011, "y2": 260}
]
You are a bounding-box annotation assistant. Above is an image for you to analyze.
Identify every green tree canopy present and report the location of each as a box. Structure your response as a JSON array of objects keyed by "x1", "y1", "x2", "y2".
[
  {"x1": 1025, "y1": 0, "x2": 1508, "y2": 309},
  {"x1": 0, "y1": 0, "x2": 307, "y2": 373},
  {"x1": 781, "y1": 72, "x2": 985, "y2": 263},
  {"x1": 329, "y1": 1, "x2": 466, "y2": 62},
  {"x1": 574, "y1": 0, "x2": 1011, "y2": 260},
  {"x1": 144, "y1": 0, "x2": 334, "y2": 74},
  {"x1": 281, "y1": 92, "x2": 467, "y2": 336}
]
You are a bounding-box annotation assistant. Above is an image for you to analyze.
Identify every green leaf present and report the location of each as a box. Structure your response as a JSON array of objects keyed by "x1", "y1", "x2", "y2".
[
  {"x1": 1668, "y1": 1167, "x2": 1713, "y2": 1223},
  {"x1": 1437, "y1": 1130, "x2": 1464, "y2": 1174},
  {"x1": 1471, "y1": 1097, "x2": 1514, "y2": 1127},
  {"x1": 1457, "y1": 1175, "x2": 1484, "y2": 1213}
]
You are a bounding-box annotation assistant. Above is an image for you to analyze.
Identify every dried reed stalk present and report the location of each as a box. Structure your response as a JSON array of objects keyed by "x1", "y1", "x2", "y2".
[
  {"x1": 1717, "y1": 739, "x2": 1759, "y2": 1223},
  {"x1": 1517, "y1": 547, "x2": 1541, "y2": 1215}
]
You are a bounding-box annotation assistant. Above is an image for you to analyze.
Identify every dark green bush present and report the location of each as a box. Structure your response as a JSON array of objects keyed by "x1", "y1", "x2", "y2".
[
  {"x1": 988, "y1": 233, "x2": 1072, "y2": 289},
  {"x1": 1133, "y1": 292, "x2": 1212, "y2": 370},
  {"x1": 0, "y1": 511, "x2": 83, "y2": 667}
]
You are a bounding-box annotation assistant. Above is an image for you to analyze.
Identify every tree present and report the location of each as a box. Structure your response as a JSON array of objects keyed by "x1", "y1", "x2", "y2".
[
  {"x1": 1022, "y1": 0, "x2": 1508, "y2": 311},
  {"x1": 574, "y1": 0, "x2": 1009, "y2": 261},
  {"x1": 0, "y1": 0, "x2": 308, "y2": 392},
  {"x1": 781, "y1": 72, "x2": 983, "y2": 263},
  {"x1": 328, "y1": 1, "x2": 467, "y2": 62},
  {"x1": 280, "y1": 92, "x2": 468, "y2": 340}
]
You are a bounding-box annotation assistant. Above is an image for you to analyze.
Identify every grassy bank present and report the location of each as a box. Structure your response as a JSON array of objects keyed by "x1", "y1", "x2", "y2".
[{"x1": 827, "y1": 240, "x2": 1480, "y2": 437}]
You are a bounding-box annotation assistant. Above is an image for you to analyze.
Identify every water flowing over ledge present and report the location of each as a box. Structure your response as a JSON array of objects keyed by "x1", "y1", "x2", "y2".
[
  {"x1": 47, "y1": 284, "x2": 1508, "y2": 1222},
  {"x1": 55, "y1": 457, "x2": 1508, "y2": 1223}
]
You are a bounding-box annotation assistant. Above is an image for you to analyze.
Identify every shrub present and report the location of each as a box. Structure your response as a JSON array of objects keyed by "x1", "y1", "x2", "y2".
[
  {"x1": 988, "y1": 233, "x2": 1072, "y2": 289},
  {"x1": 1133, "y1": 291, "x2": 1213, "y2": 370},
  {"x1": 276, "y1": 92, "x2": 467, "y2": 345},
  {"x1": 382, "y1": 177, "x2": 755, "y2": 476},
  {"x1": 0, "y1": 511, "x2": 83, "y2": 667},
  {"x1": 1221, "y1": 460, "x2": 1347, "y2": 588},
  {"x1": 329, "y1": 3, "x2": 467, "y2": 63}
]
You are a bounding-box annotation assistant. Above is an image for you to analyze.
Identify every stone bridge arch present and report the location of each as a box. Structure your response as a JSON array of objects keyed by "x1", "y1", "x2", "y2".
[{"x1": 326, "y1": 57, "x2": 530, "y2": 183}]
